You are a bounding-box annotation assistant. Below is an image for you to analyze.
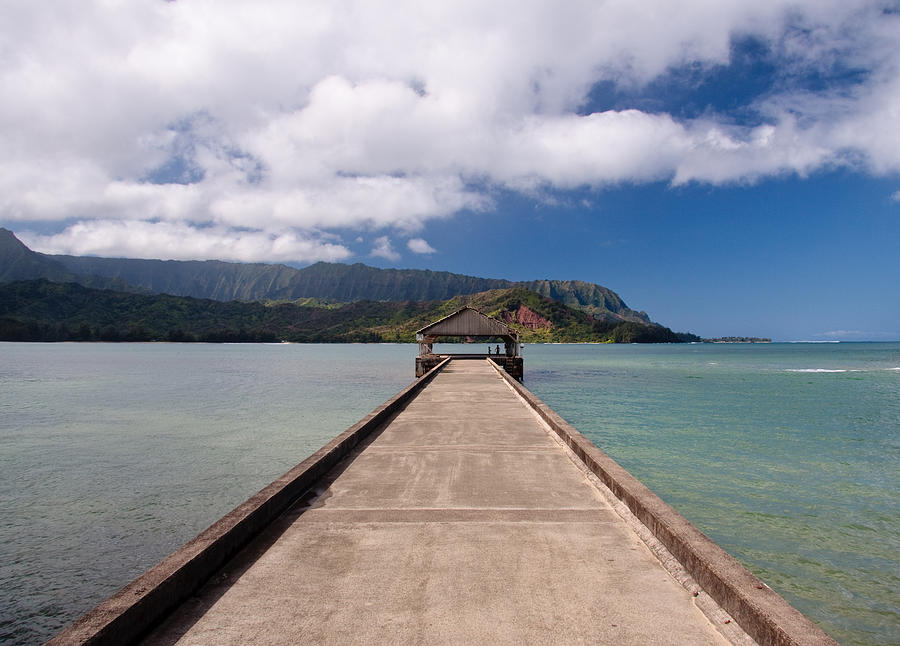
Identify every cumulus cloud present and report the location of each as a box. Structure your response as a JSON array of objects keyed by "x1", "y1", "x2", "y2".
[
  {"x1": 370, "y1": 236, "x2": 400, "y2": 261},
  {"x1": 1, "y1": 0, "x2": 899, "y2": 261},
  {"x1": 407, "y1": 238, "x2": 437, "y2": 254},
  {"x1": 19, "y1": 221, "x2": 350, "y2": 264}
]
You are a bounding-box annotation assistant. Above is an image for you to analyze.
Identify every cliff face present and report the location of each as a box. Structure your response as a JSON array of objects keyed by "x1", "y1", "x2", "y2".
[
  {"x1": 520, "y1": 278, "x2": 650, "y2": 323},
  {"x1": 0, "y1": 228, "x2": 137, "y2": 292},
  {"x1": 0, "y1": 228, "x2": 72, "y2": 282},
  {"x1": 1, "y1": 228, "x2": 653, "y2": 324},
  {"x1": 502, "y1": 304, "x2": 552, "y2": 330}
]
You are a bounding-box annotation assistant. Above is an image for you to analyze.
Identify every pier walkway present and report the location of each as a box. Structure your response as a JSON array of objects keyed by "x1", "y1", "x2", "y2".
[{"x1": 140, "y1": 360, "x2": 735, "y2": 645}]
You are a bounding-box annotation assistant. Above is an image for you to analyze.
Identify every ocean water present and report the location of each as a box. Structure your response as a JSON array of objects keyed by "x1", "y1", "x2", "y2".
[
  {"x1": 1, "y1": 342, "x2": 897, "y2": 645},
  {"x1": 523, "y1": 342, "x2": 900, "y2": 646},
  {"x1": 0, "y1": 343, "x2": 413, "y2": 645}
]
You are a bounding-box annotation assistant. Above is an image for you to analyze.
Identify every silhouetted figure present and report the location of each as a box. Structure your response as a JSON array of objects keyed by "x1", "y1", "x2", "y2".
[{"x1": 495, "y1": 345, "x2": 500, "y2": 355}]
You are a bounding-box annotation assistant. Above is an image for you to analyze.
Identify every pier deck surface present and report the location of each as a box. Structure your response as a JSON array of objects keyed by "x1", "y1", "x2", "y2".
[{"x1": 143, "y1": 360, "x2": 732, "y2": 645}]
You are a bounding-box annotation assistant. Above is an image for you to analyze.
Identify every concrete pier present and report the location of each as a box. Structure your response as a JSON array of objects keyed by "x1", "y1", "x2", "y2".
[
  {"x1": 415, "y1": 353, "x2": 523, "y2": 380},
  {"x1": 143, "y1": 359, "x2": 734, "y2": 645},
  {"x1": 50, "y1": 359, "x2": 837, "y2": 646}
]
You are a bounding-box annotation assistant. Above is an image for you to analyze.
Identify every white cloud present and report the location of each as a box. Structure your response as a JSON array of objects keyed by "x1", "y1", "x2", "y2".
[
  {"x1": 370, "y1": 235, "x2": 400, "y2": 261},
  {"x1": 407, "y1": 238, "x2": 436, "y2": 254},
  {"x1": 2, "y1": 1, "x2": 899, "y2": 260},
  {"x1": 19, "y1": 221, "x2": 350, "y2": 264}
]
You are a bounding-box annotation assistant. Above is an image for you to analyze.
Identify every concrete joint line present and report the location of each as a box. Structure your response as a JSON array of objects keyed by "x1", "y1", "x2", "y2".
[
  {"x1": 47, "y1": 359, "x2": 454, "y2": 645},
  {"x1": 487, "y1": 358, "x2": 838, "y2": 646},
  {"x1": 489, "y1": 362, "x2": 754, "y2": 644}
]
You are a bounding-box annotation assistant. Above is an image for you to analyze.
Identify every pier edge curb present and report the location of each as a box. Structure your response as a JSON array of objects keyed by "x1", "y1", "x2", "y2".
[
  {"x1": 45, "y1": 358, "x2": 451, "y2": 646},
  {"x1": 491, "y1": 359, "x2": 839, "y2": 646}
]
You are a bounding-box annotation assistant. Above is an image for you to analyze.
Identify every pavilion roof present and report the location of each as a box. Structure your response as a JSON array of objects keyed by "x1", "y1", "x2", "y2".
[{"x1": 416, "y1": 306, "x2": 517, "y2": 339}]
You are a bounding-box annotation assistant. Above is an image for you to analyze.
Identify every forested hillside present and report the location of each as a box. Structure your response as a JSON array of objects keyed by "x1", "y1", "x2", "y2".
[
  {"x1": 0, "y1": 280, "x2": 687, "y2": 344},
  {"x1": 0, "y1": 229, "x2": 650, "y2": 323}
]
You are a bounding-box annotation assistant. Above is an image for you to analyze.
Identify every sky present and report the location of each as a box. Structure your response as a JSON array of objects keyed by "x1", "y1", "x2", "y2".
[{"x1": 1, "y1": 1, "x2": 899, "y2": 341}]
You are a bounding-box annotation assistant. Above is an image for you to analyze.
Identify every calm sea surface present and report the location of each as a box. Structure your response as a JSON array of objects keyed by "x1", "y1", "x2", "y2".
[{"x1": 1, "y1": 342, "x2": 897, "y2": 645}]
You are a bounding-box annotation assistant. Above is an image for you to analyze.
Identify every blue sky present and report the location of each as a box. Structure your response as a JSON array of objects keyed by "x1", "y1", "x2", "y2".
[
  {"x1": 1, "y1": 1, "x2": 898, "y2": 340},
  {"x1": 381, "y1": 172, "x2": 900, "y2": 340}
]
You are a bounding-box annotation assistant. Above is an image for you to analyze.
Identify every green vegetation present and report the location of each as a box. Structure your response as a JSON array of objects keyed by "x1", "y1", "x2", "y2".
[
  {"x1": 0, "y1": 280, "x2": 686, "y2": 344},
  {"x1": 0, "y1": 228, "x2": 649, "y2": 323},
  {"x1": 0, "y1": 227, "x2": 702, "y2": 342},
  {"x1": 0, "y1": 228, "x2": 141, "y2": 293},
  {"x1": 518, "y1": 279, "x2": 649, "y2": 321}
]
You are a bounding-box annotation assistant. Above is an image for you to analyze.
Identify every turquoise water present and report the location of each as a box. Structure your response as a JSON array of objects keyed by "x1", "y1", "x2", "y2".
[
  {"x1": 524, "y1": 342, "x2": 899, "y2": 646},
  {"x1": 0, "y1": 343, "x2": 413, "y2": 645},
  {"x1": 1, "y1": 342, "x2": 897, "y2": 644}
]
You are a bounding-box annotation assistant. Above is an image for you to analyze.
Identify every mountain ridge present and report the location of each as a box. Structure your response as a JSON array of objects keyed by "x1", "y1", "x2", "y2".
[
  {"x1": 0, "y1": 228, "x2": 143, "y2": 293},
  {"x1": 1, "y1": 227, "x2": 650, "y2": 324}
]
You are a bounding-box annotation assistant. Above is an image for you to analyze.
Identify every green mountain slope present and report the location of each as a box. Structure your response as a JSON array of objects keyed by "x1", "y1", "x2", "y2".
[
  {"x1": 48, "y1": 253, "x2": 517, "y2": 303},
  {"x1": 1, "y1": 228, "x2": 650, "y2": 323},
  {"x1": 279, "y1": 262, "x2": 515, "y2": 303},
  {"x1": 50, "y1": 254, "x2": 305, "y2": 301},
  {"x1": 519, "y1": 279, "x2": 648, "y2": 321},
  {"x1": 0, "y1": 228, "x2": 79, "y2": 283},
  {"x1": 0, "y1": 280, "x2": 683, "y2": 344},
  {"x1": 0, "y1": 228, "x2": 142, "y2": 292},
  {"x1": 51, "y1": 256, "x2": 650, "y2": 322}
]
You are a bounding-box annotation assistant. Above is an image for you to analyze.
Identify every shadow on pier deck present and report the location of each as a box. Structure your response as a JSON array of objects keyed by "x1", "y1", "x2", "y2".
[{"x1": 48, "y1": 359, "x2": 837, "y2": 646}]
